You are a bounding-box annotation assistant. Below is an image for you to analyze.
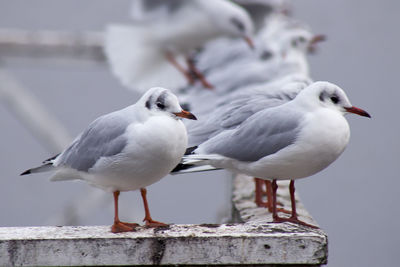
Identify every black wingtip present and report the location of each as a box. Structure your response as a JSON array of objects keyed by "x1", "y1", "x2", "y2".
[
  {"x1": 20, "y1": 169, "x2": 31, "y2": 176},
  {"x1": 42, "y1": 153, "x2": 60, "y2": 164},
  {"x1": 185, "y1": 146, "x2": 198, "y2": 155},
  {"x1": 171, "y1": 163, "x2": 194, "y2": 173}
]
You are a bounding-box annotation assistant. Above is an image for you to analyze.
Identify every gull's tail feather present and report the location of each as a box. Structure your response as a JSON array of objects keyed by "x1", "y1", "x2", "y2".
[
  {"x1": 50, "y1": 168, "x2": 81, "y2": 182},
  {"x1": 104, "y1": 24, "x2": 187, "y2": 94},
  {"x1": 20, "y1": 163, "x2": 54, "y2": 176},
  {"x1": 170, "y1": 153, "x2": 222, "y2": 174},
  {"x1": 171, "y1": 163, "x2": 220, "y2": 174}
]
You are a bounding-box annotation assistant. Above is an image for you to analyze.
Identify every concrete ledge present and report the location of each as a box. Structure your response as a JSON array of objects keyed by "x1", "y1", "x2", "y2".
[
  {"x1": 232, "y1": 175, "x2": 318, "y2": 226},
  {"x1": 0, "y1": 223, "x2": 326, "y2": 266},
  {"x1": 0, "y1": 175, "x2": 327, "y2": 266}
]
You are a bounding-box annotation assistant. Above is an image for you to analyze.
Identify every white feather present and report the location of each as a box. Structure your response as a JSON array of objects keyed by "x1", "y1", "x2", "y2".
[{"x1": 104, "y1": 24, "x2": 187, "y2": 94}]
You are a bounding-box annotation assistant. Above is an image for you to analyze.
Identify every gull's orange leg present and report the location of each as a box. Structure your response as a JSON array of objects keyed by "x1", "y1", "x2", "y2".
[
  {"x1": 255, "y1": 178, "x2": 291, "y2": 214},
  {"x1": 272, "y1": 180, "x2": 318, "y2": 228},
  {"x1": 165, "y1": 52, "x2": 195, "y2": 84},
  {"x1": 111, "y1": 191, "x2": 139, "y2": 233},
  {"x1": 254, "y1": 178, "x2": 265, "y2": 207},
  {"x1": 268, "y1": 180, "x2": 291, "y2": 214},
  {"x1": 140, "y1": 188, "x2": 168, "y2": 228},
  {"x1": 186, "y1": 56, "x2": 214, "y2": 89}
]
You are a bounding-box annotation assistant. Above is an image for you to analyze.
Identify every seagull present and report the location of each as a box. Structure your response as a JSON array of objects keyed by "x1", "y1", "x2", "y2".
[
  {"x1": 181, "y1": 13, "x2": 324, "y2": 101},
  {"x1": 21, "y1": 87, "x2": 197, "y2": 233},
  {"x1": 176, "y1": 14, "x2": 325, "y2": 210},
  {"x1": 173, "y1": 81, "x2": 370, "y2": 227},
  {"x1": 183, "y1": 75, "x2": 311, "y2": 210},
  {"x1": 105, "y1": 0, "x2": 254, "y2": 93},
  {"x1": 259, "y1": 14, "x2": 326, "y2": 71}
]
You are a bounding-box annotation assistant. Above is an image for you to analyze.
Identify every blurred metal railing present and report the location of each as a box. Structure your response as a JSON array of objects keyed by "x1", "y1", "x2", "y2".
[
  {"x1": 0, "y1": 28, "x2": 105, "y2": 63},
  {"x1": 0, "y1": 29, "x2": 108, "y2": 226}
]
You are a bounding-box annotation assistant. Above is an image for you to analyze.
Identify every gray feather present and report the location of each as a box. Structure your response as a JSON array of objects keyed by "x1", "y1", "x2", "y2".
[
  {"x1": 198, "y1": 106, "x2": 302, "y2": 162},
  {"x1": 188, "y1": 89, "x2": 297, "y2": 147},
  {"x1": 57, "y1": 113, "x2": 129, "y2": 172}
]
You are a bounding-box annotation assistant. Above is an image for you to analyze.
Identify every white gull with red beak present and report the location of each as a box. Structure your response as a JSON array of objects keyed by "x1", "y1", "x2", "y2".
[
  {"x1": 173, "y1": 81, "x2": 370, "y2": 227},
  {"x1": 21, "y1": 87, "x2": 197, "y2": 233}
]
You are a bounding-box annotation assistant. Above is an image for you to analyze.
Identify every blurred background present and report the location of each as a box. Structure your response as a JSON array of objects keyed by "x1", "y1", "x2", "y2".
[{"x1": 0, "y1": 1, "x2": 398, "y2": 266}]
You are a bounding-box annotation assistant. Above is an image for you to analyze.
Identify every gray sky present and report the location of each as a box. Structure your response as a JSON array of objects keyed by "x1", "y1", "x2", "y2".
[{"x1": 0, "y1": 1, "x2": 398, "y2": 266}]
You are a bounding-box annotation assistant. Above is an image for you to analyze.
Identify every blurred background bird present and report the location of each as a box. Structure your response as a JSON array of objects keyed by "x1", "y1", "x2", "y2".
[{"x1": 105, "y1": 0, "x2": 255, "y2": 93}]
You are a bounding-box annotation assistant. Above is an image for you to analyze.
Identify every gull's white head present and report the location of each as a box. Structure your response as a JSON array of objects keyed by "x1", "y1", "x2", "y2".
[
  {"x1": 279, "y1": 28, "x2": 324, "y2": 56},
  {"x1": 282, "y1": 29, "x2": 314, "y2": 53},
  {"x1": 298, "y1": 82, "x2": 371, "y2": 118},
  {"x1": 208, "y1": 0, "x2": 254, "y2": 48},
  {"x1": 141, "y1": 87, "x2": 197, "y2": 120}
]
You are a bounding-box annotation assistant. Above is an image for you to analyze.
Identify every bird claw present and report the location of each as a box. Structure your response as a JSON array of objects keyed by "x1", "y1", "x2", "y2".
[
  {"x1": 275, "y1": 207, "x2": 292, "y2": 214},
  {"x1": 111, "y1": 221, "x2": 139, "y2": 233},
  {"x1": 255, "y1": 199, "x2": 267, "y2": 208},
  {"x1": 120, "y1": 221, "x2": 140, "y2": 228},
  {"x1": 273, "y1": 216, "x2": 319, "y2": 229},
  {"x1": 256, "y1": 200, "x2": 291, "y2": 214},
  {"x1": 144, "y1": 219, "x2": 168, "y2": 228}
]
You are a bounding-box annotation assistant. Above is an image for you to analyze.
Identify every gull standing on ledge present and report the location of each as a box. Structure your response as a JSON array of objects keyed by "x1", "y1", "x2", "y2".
[
  {"x1": 105, "y1": 0, "x2": 254, "y2": 92},
  {"x1": 173, "y1": 82, "x2": 370, "y2": 227},
  {"x1": 183, "y1": 75, "x2": 312, "y2": 210},
  {"x1": 21, "y1": 87, "x2": 197, "y2": 233}
]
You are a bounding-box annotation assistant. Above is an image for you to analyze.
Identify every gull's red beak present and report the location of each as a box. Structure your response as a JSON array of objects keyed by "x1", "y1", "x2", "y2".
[
  {"x1": 310, "y1": 34, "x2": 326, "y2": 45},
  {"x1": 308, "y1": 34, "x2": 326, "y2": 53},
  {"x1": 344, "y1": 106, "x2": 371, "y2": 118},
  {"x1": 244, "y1": 36, "x2": 255, "y2": 50},
  {"x1": 174, "y1": 110, "x2": 197, "y2": 120}
]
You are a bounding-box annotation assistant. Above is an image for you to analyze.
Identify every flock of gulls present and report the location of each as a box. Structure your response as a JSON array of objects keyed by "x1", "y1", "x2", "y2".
[{"x1": 21, "y1": 0, "x2": 370, "y2": 233}]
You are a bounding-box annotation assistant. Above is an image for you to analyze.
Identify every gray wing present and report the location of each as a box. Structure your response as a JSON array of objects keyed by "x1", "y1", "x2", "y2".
[
  {"x1": 57, "y1": 113, "x2": 130, "y2": 172},
  {"x1": 188, "y1": 97, "x2": 274, "y2": 145},
  {"x1": 217, "y1": 89, "x2": 298, "y2": 128},
  {"x1": 130, "y1": 0, "x2": 184, "y2": 22},
  {"x1": 187, "y1": 86, "x2": 300, "y2": 147},
  {"x1": 198, "y1": 105, "x2": 302, "y2": 162}
]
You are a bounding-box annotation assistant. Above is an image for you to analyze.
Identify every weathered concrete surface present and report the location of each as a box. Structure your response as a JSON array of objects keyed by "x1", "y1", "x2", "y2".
[
  {"x1": 0, "y1": 175, "x2": 327, "y2": 266},
  {"x1": 0, "y1": 223, "x2": 326, "y2": 266},
  {"x1": 231, "y1": 174, "x2": 328, "y2": 265},
  {"x1": 232, "y1": 175, "x2": 318, "y2": 226}
]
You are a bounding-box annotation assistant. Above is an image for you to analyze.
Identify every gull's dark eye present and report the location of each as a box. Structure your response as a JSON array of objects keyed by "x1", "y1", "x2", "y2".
[
  {"x1": 319, "y1": 92, "x2": 325, "y2": 101},
  {"x1": 230, "y1": 17, "x2": 245, "y2": 32},
  {"x1": 330, "y1": 96, "x2": 339, "y2": 104},
  {"x1": 260, "y1": 50, "x2": 273, "y2": 60},
  {"x1": 298, "y1": 36, "x2": 306, "y2": 43},
  {"x1": 156, "y1": 102, "x2": 165, "y2": 109}
]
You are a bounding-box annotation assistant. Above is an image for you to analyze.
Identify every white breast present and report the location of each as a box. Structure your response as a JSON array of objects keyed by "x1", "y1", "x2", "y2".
[
  {"x1": 84, "y1": 116, "x2": 188, "y2": 192},
  {"x1": 222, "y1": 109, "x2": 350, "y2": 180}
]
